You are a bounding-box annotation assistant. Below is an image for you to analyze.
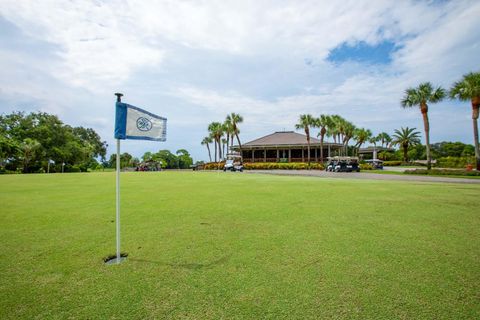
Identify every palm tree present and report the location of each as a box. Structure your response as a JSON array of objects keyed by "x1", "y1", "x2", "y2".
[
  {"x1": 450, "y1": 72, "x2": 480, "y2": 170},
  {"x1": 392, "y1": 127, "x2": 421, "y2": 162},
  {"x1": 401, "y1": 82, "x2": 446, "y2": 169},
  {"x1": 208, "y1": 122, "x2": 223, "y2": 162},
  {"x1": 295, "y1": 114, "x2": 316, "y2": 165},
  {"x1": 201, "y1": 137, "x2": 213, "y2": 162},
  {"x1": 342, "y1": 121, "x2": 356, "y2": 156},
  {"x1": 377, "y1": 132, "x2": 391, "y2": 148},
  {"x1": 223, "y1": 117, "x2": 234, "y2": 155},
  {"x1": 222, "y1": 137, "x2": 227, "y2": 157},
  {"x1": 227, "y1": 113, "x2": 243, "y2": 157},
  {"x1": 354, "y1": 128, "x2": 372, "y2": 154},
  {"x1": 316, "y1": 114, "x2": 331, "y2": 162},
  {"x1": 20, "y1": 138, "x2": 41, "y2": 173},
  {"x1": 369, "y1": 134, "x2": 381, "y2": 159},
  {"x1": 327, "y1": 115, "x2": 342, "y2": 144}
]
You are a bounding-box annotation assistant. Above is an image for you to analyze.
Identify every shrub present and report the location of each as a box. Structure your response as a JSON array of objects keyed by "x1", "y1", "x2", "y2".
[
  {"x1": 243, "y1": 162, "x2": 324, "y2": 170},
  {"x1": 436, "y1": 156, "x2": 475, "y2": 169},
  {"x1": 404, "y1": 169, "x2": 480, "y2": 176},
  {"x1": 204, "y1": 162, "x2": 225, "y2": 170},
  {"x1": 359, "y1": 163, "x2": 374, "y2": 170},
  {"x1": 383, "y1": 161, "x2": 403, "y2": 166}
]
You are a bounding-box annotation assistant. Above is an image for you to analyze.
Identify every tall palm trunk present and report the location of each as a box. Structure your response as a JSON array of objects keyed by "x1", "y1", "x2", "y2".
[
  {"x1": 235, "y1": 133, "x2": 242, "y2": 160},
  {"x1": 472, "y1": 99, "x2": 480, "y2": 170},
  {"x1": 218, "y1": 138, "x2": 222, "y2": 160},
  {"x1": 320, "y1": 128, "x2": 326, "y2": 162},
  {"x1": 206, "y1": 143, "x2": 212, "y2": 162},
  {"x1": 402, "y1": 143, "x2": 408, "y2": 162},
  {"x1": 420, "y1": 103, "x2": 432, "y2": 169},
  {"x1": 214, "y1": 140, "x2": 217, "y2": 162},
  {"x1": 226, "y1": 133, "x2": 230, "y2": 155},
  {"x1": 306, "y1": 133, "x2": 311, "y2": 166}
]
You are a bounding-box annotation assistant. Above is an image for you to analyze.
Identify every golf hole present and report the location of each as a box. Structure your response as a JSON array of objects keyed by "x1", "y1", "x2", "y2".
[{"x1": 104, "y1": 252, "x2": 128, "y2": 265}]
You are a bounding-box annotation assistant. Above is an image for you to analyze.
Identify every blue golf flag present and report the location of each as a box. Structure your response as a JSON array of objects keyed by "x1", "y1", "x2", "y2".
[{"x1": 114, "y1": 102, "x2": 167, "y2": 141}]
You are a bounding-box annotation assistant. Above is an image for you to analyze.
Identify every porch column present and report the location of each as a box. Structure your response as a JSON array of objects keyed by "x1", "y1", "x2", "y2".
[
  {"x1": 277, "y1": 149, "x2": 279, "y2": 162},
  {"x1": 288, "y1": 149, "x2": 291, "y2": 162},
  {"x1": 302, "y1": 148, "x2": 304, "y2": 162},
  {"x1": 252, "y1": 150, "x2": 255, "y2": 163},
  {"x1": 328, "y1": 145, "x2": 331, "y2": 158},
  {"x1": 264, "y1": 148, "x2": 267, "y2": 162},
  {"x1": 315, "y1": 148, "x2": 318, "y2": 162}
]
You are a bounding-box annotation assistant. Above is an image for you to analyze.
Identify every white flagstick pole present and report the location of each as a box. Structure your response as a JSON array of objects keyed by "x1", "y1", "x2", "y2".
[
  {"x1": 114, "y1": 92, "x2": 124, "y2": 264},
  {"x1": 116, "y1": 138, "x2": 121, "y2": 263}
]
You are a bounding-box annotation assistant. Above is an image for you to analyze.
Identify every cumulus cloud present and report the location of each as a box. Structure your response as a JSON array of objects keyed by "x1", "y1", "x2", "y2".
[{"x1": 0, "y1": 0, "x2": 479, "y2": 160}]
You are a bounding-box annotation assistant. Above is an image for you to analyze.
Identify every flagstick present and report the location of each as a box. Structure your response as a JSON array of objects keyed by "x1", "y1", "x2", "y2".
[
  {"x1": 116, "y1": 138, "x2": 121, "y2": 264},
  {"x1": 114, "y1": 92, "x2": 124, "y2": 265}
]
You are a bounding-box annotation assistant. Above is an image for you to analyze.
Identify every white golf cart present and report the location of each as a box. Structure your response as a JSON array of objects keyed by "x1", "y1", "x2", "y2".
[
  {"x1": 223, "y1": 153, "x2": 244, "y2": 172},
  {"x1": 365, "y1": 159, "x2": 384, "y2": 169},
  {"x1": 326, "y1": 156, "x2": 360, "y2": 172}
]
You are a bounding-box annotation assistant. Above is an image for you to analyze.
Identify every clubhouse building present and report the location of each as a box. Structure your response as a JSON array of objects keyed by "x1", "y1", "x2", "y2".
[{"x1": 232, "y1": 131, "x2": 343, "y2": 163}]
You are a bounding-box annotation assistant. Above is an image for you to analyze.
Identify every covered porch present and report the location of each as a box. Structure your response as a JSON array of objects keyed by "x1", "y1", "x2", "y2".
[{"x1": 240, "y1": 145, "x2": 341, "y2": 163}]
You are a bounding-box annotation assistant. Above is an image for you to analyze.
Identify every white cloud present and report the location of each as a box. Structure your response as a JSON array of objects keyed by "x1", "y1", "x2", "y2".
[{"x1": 1, "y1": 0, "x2": 479, "y2": 161}]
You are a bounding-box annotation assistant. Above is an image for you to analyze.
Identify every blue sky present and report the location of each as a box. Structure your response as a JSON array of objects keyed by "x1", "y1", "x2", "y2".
[{"x1": 1, "y1": 0, "x2": 479, "y2": 161}]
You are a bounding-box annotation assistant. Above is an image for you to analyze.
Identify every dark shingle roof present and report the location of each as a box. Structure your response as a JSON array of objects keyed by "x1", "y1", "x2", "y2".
[{"x1": 243, "y1": 131, "x2": 323, "y2": 147}]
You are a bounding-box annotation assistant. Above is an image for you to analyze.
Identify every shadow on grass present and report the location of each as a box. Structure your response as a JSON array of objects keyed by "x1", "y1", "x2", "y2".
[{"x1": 129, "y1": 255, "x2": 231, "y2": 270}]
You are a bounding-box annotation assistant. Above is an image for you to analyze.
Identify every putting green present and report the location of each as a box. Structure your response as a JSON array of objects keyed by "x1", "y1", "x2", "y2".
[{"x1": 1, "y1": 172, "x2": 479, "y2": 319}]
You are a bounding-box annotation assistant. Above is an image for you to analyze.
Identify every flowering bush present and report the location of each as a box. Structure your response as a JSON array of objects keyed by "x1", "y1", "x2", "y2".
[
  {"x1": 243, "y1": 162, "x2": 324, "y2": 170},
  {"x1": 359, "y1": 163, "x2": 374, "y2": 170}
]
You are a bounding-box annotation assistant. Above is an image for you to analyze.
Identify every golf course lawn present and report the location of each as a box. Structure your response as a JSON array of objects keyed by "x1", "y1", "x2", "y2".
[{"x1": 1, "y1": 172, "x2": 479, "y2": 319}]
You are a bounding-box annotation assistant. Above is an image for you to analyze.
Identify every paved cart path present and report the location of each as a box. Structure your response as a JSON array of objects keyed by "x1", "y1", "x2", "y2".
[{"x1": 244, "y1": 169, "x2": 480, "y2": 184}]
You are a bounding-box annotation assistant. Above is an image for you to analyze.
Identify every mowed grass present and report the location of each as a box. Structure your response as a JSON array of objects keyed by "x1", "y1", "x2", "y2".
[{"x1": 0, "y1": 172, "x2": 479, "y2": 319}]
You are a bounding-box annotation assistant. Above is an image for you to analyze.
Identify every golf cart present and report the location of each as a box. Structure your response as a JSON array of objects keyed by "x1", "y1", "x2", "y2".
[
  {"x1": 365, "y1": 159, "x2": 383, "y2": 169},
  {"x1": 326, "y1": 156, "x2": 360, "y2": 172},
  {"x1": 223, "y1": 153, "x2": 243, "y2": 172}
]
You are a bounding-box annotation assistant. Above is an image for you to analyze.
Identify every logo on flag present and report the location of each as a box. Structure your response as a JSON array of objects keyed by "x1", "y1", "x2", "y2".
[
  {"x1": 136, "y1": 117, "x2": 152, "y2": 131},
  {"x1": 114, "y1": 102, "x2": 166, "y2": 141}
]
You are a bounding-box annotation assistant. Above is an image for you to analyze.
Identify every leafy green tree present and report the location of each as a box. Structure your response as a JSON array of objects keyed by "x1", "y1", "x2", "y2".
[
  {"x1": 108, "y1": 153, "x2": 133, "y2": 168},
  {"x1": 401, "y1": 82, "x2": 446, "y2": 169},
  {"x1": 430, "y1": 142, "x2": 474, "y2": 158},
  {"x1": 392, "y1": 127, "x2": 421, "y2": 162},
  {"x1": 0, "y1": 135, "x2": 19, "y2": 167},
  {"x1": 20, "y1": 138, "x2": 42, "y2": 173},
  {"x1": 449, "y1": 71, "x2": 480, "y2": 170},
  {"x1": 176, "y1": 149, "x2": 193, "y2": 169},
  {"x1": 154, "y1": 150, "x2": 178, "y2": 168},
  {"x1": 142, "y1": 152, "x2": 154, "y2": 162},
  {"x1": 0, "y1": 111, "x2": 107, "y2": 173}
]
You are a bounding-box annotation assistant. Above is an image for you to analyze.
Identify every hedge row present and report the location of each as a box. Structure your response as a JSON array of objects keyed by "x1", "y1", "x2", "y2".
[
  {"x1": 204, "y1": 162, "x2": 225, "y2": 170},
  {"x1": 243, "y1": 162, "x2": 325, "y2": 170},
  {"x1": 383, "y1": 161, "x2": 403, "y2": 166},
  {"x1": 404, "y1": 169, "x2": 480, "y2": 176}
]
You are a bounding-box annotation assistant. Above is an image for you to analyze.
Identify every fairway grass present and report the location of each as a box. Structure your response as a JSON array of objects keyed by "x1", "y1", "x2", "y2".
[{"x1": 1, "y1": 172, "x2": 479, "y2": 319}]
